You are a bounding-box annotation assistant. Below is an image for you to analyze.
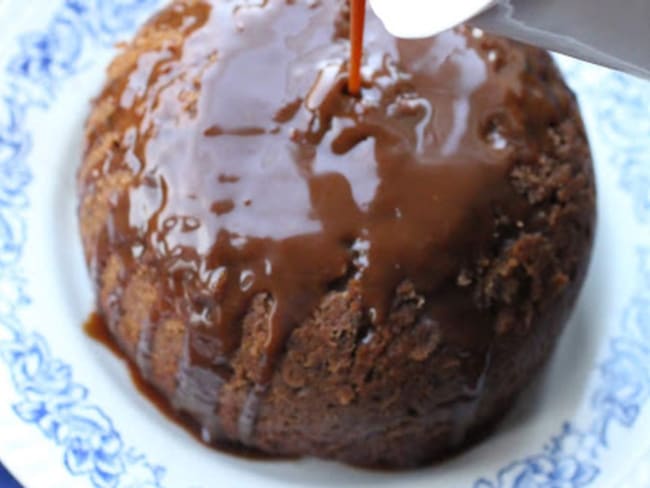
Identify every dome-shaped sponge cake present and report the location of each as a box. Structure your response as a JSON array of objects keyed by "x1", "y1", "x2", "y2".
[{"x1": 78, "y1": 0, "x2": 596, "y2": 467}]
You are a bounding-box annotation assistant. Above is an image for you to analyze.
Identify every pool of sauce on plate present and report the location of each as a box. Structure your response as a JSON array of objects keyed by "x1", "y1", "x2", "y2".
[
  {"x1": 84, "y1": 310, "x2": 511, "y2": 469},
  {"x1": 347, "y1": 0, "x2": 366, "y2": 95},
  {"x1": 83, "y1": 312, "x2": 287, "y2": 461}
]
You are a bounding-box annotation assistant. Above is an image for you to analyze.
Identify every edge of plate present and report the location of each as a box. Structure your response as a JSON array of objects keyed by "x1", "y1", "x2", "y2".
[{"x1": 0, "y1": 2, "x2": 649, "y2": 488}]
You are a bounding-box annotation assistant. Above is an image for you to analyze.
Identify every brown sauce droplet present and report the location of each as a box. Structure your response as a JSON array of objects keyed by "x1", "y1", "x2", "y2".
[{"x1": 84, "y1": 312, "x2": 124, "y2": 359}]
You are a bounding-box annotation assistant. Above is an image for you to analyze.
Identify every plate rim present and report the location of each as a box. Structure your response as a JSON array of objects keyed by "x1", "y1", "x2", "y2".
[{"x1": 0, "y1": 1, "x2": 649, "y2": 487}]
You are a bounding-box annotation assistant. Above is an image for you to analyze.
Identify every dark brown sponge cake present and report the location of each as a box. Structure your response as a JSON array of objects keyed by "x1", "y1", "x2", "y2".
[{"x1": 78, "y1": 0, "x2": 596, "y2": 467}]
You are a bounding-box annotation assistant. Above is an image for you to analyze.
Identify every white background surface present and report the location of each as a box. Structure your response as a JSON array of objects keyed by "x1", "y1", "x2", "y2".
[{"x1": 0, "y1": 1, "x2": 649, "y2": 487}]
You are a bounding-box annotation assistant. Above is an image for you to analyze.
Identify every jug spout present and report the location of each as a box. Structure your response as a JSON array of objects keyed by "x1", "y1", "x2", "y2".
[
  {"x1": 369, "y1": 0, "x2": 650, "y2": 80},
  {"x1": 368, "y1": 0, "x2": 496, "y2": 39},
  {"x1": 473, "y1": 0, "x2": 650, "y2": 79}
]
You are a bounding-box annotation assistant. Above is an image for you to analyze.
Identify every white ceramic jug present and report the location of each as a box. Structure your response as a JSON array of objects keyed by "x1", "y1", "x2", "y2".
[{"x1": 369, "y1": 0, "x2": 650, "y2": 79}]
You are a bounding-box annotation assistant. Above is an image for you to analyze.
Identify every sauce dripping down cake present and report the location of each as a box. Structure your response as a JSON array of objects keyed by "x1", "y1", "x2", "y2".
[{"x1": 78, "y1": 0, "x2": 596, "y2": 467}]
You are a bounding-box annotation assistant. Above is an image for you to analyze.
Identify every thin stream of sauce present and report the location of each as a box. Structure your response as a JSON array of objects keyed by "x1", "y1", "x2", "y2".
[
  {"x1": 80, "y1": 0, "x2": 573, "y2": 451},
  {"x1": 348, "y1": 0, "x2": 366, "y2": 95},
  {"x1": 83, "y1": 313, "x2": 287, "y2": 460}
]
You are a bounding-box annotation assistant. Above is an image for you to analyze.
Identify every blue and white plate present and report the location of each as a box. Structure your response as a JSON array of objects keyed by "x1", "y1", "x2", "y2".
[{"x1": 1, "y1": 1, "x2": 649, "y2": 487}]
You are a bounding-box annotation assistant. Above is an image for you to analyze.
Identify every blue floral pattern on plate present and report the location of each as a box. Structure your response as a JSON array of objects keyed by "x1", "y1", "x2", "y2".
[
  {"x1": 476, "y1": 262, "x2": 650, "y2": 488},
  {"x1": 0, "y1": 1, "x2": 648, "y2": 487},
  {"x1": 1, "y1": 2, "x2": 167, "y2": 487}
]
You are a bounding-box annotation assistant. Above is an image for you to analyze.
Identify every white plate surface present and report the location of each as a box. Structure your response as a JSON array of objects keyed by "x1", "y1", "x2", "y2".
[{"x1": 0, "y1": 2, "x2": 649, "y2": 487}]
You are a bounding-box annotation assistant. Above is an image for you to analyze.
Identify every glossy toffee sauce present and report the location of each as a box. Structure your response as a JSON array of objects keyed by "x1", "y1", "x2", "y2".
[
  {"x1": 84, "y1": 312, "x2": 283, "y2": 459},
  {"x1": 80, "y1": 0, "x2": 561, "y2": 449}
]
